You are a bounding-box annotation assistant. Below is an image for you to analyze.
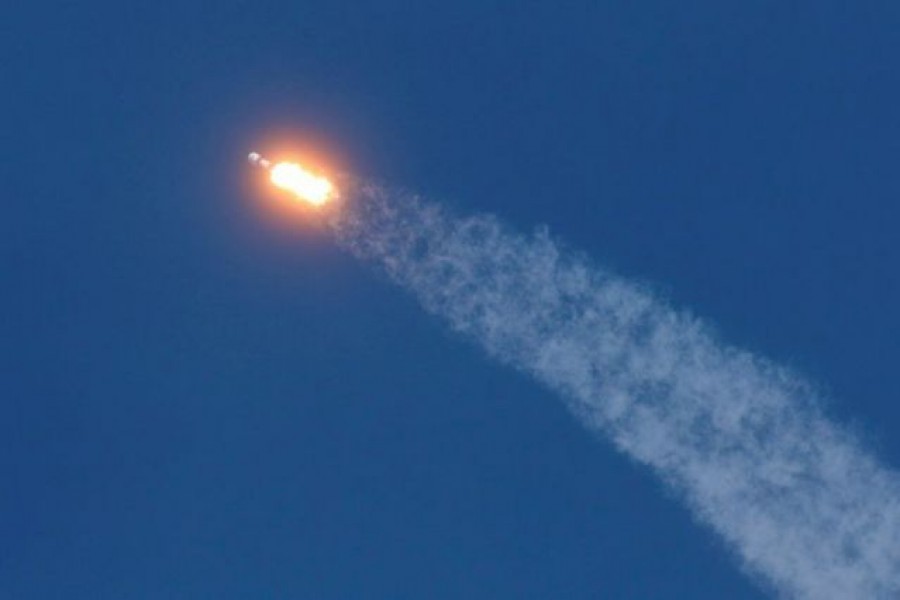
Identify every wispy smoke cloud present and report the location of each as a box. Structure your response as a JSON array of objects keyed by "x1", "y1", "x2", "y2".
[{"x1": 330, "y1": 183, "x2": 900, "y2": 599}]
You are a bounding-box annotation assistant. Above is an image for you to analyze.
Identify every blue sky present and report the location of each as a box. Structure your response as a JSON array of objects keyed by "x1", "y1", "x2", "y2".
[{"x1": 4, "y1": 1, "x2": 900, "y2": 598}]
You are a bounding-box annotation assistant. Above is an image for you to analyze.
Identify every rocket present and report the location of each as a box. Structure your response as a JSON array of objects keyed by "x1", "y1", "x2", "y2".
[
  {"x1": 247, "y1": 151, "x2": 335, "y2": 206},
  {"x1": 247, "y1": 151, "x2": 272, "y2": 170}
]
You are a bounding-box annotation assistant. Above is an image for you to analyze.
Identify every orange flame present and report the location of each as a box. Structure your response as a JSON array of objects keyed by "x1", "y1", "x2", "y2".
[{"x1": 269, "y1": 162, "x2": 334, "y2": 206}]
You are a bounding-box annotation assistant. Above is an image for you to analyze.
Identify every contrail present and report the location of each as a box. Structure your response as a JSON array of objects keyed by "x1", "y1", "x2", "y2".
[{"x1": 328, "y1": 181, "x2": 900, "y2": 599}]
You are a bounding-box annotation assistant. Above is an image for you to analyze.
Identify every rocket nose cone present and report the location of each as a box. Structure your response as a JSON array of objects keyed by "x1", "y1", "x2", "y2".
[{"x1": 248, "y1": 152, "x2": 261, "y2": 163}]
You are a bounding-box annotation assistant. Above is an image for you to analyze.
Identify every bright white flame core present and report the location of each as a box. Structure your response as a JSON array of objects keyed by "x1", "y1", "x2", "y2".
[{"x1": 270, "y1": 162, "x2": 333, "y2": 206}]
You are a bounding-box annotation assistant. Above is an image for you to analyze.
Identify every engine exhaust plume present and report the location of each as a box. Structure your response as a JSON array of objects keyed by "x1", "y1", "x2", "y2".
[{"x1": 326, "y1": 182, "x2": 900, "y2": 599}]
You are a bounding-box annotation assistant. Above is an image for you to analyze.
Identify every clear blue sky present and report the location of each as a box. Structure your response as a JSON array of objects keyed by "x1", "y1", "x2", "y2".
[{"x1": 4, "y1": 2, "x2": 900, "y2": 598}]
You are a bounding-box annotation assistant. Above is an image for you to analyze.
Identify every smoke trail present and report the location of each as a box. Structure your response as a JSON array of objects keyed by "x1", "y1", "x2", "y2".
[{"x1": 328, "y1": 181, "x2": 900, "y2": 599}]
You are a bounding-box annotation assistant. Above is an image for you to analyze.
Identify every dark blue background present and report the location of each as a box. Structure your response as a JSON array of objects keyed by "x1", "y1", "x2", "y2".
[{"x1": 4, "y1": 2, "x2": 900, "y2": 598}]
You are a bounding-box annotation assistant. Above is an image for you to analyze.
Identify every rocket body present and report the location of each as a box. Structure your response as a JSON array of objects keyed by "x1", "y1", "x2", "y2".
[{"x1": 248, "y1": 152, "x2": 272, "y2": 170}]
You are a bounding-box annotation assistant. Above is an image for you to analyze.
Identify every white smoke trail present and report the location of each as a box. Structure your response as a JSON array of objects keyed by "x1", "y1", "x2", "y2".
[{"x1": 328, "y1": 181, "x2": 900, "y2": 599}]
